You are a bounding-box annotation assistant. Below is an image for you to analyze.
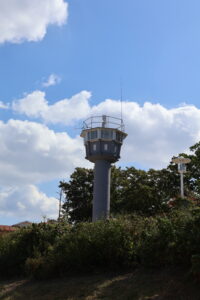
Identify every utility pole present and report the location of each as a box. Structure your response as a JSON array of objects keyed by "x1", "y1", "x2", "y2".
[
  {"x1": 57, "y1": 187, "x2": 63, "y2": 220},
  {"x1": 180, "y1": 172, "x2": 184, "y2": 198}
]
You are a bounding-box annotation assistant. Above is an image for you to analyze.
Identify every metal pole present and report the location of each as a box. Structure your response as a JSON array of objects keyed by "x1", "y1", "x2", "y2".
[
  {"x1": 180, "y1": 172, "x2": 184, "y2": 198},
  {"x1": 57, "y1": 188, "x2": 62, "y2": 220}
]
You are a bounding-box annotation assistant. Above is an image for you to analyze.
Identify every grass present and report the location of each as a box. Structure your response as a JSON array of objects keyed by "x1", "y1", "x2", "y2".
[{"x1": 0, "y1": 267, "x2": 199, "y2": 300}]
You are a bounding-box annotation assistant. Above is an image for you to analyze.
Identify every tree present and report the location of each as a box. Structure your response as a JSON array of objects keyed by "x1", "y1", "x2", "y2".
[
  {"x1": 59, "y1": 168, "x2": 93, "y2": 223},
  {"x1": 110, "y1": 166, "x2": 124, "y2": 213},
  {"x1": 117, "y1": 167, "x2": 178, "y2": 214},
  {"x1": 188, "y1": 143, "x2": 200, "y2": 194},
  {"x1": 60, "y1": 166, "x2": 176, "y2": 222}
]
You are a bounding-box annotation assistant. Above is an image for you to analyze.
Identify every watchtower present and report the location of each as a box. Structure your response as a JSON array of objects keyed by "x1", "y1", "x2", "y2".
[{"x1": 81, "y1": 115, "x2": 127, "y2": 221}]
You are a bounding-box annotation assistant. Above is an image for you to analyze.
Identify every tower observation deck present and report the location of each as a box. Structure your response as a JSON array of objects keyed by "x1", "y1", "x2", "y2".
[{"x1": 81, "y1": 115, "x2": 127, "y2": 221}]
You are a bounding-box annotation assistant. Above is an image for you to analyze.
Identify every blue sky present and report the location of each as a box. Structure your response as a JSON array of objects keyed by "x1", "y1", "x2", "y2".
[
  {"x1": 2, "y1": 0, "x2": 200, "y2": 108},
  {"x1": 1, "y1": 0, "x2": 200, "y2": 224}
]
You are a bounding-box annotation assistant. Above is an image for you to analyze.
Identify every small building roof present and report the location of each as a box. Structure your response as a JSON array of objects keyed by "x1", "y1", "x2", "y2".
[{"x1": 0, "y1": 225, "x2": 16, "y2": 232}]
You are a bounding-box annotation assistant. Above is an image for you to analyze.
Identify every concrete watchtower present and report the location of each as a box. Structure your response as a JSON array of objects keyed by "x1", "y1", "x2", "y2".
[{"x1": 81, "y1": 115, "x2": 127, "y2": 221}]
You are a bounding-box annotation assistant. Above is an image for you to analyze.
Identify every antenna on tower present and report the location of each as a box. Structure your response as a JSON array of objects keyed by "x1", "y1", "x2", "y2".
[{"x1": 120, "y1": 77, "x2": 123, "y2": 127}]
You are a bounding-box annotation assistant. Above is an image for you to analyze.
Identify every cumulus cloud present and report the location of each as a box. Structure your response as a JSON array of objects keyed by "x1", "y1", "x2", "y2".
[
  {"x1": 12, "y1": 90, "x2": 91, "y2": 124},
  {"x1": 91, "y1": 100, "x2": 200, "y2": 168},
  {"x1": 0, "y1": 119, "x2": 89, "y2": 186},
  {"x1": 12, "y1": 90, "x2": 200, "y2": 168},
  {"x1": 0, "y1": 118, "x2": 90, "y2": 223},
  {"x1": 12, "y1": 91, "x2": 48, "y2": 118},
  {"x1": 0, "y1": 185, "x2": 59, "y2": 221},
  {"x1": 0, "y1": 0, "x2": 68, "y2": 44},
  {"x1": 42, "y1": 74, "x2": 61, "y2": 87}
]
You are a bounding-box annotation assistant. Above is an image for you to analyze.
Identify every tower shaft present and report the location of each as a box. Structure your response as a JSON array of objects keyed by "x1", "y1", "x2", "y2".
[{"x1": 93, "y1": 160, "x2": 111, "y2": 221}]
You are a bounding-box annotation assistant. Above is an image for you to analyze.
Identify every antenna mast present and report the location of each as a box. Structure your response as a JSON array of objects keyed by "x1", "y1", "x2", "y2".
[{"x1": 120, "y1": 78, "x2": 123, "y2": 126}]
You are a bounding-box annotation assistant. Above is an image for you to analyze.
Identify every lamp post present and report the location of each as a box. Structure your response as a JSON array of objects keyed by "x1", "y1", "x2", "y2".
[{"x1": 172, "y1": 156, "x2": 191, "y2": 198}]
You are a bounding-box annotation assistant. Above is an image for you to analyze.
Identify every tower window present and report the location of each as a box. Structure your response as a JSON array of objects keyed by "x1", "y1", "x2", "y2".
[
  {"x1": 88, "y1": 130, "x2": 97, "y2": 140},
  {"x1": 116, "y1": 132, "x2": 122, "y2": 142},
  {"x1": 91, "y1": 130, "x2": 97, "y2": 139},
  {"x1": 101, "y1": 130, "x2": 113, "y2": 139}
]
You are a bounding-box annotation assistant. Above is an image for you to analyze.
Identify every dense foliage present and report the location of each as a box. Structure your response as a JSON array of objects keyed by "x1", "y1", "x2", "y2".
[
  {"x1": 60, "y1": 168, "x2": 93, "y2": 223},
  {"x1": 1, "y1": 208, "x2": 200, "y2": 280},
  {"x1": 60, "y1": 166, "x2": 192, "y2": 223}
]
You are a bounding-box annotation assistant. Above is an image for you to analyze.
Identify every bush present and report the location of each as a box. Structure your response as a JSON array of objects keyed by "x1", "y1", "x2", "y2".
[
  {"x1": 31, "y1": 218, "x2": 139, "y2": 278},
  {"x1": 0, "y1": 222, "x2": 70, "y2": 278},
  {"x1": 2, "y1": 209, "x2": 200, "y2": 279}
]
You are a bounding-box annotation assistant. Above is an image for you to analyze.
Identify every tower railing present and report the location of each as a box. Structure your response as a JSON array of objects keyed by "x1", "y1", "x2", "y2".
[{"x1": 82, "y1": 115, "x2": 125, "y2": 132}]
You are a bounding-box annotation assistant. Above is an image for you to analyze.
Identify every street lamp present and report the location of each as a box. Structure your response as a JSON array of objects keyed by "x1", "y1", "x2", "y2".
[{"x1": 172, "y1": 156, "x2": 191, "y2": 198}]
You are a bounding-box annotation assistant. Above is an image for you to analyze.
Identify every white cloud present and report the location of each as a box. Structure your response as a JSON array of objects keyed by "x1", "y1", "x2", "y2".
[
  {"x1": 0, "y1": 118, "x2": 91, "y2": 223},
  {"x1": 91, "y1": 100, "x2": 200, "y2": 168},
  {"x1": 12, "y1": 90, "x2": 200, "y2": 168},
  {"x1": 43, "y1": 74, "x2": 61, "y2": 87},
  {"x1": 0, "y1": 119, "x2": 89, "y2": 186},
  {"x1": 0, "y1": 185, "x2": 59, "y2": 221},
  {"x1": 0, "y1": 101, "x2": 9, "y2": 109},
  {"x1": 12, "y1": 90, "x2": 91, "y2": 124},
  {"x1": 13, "y1": 91, "x2": 48, "y2": 117},
  {"x1": 0, "y1": 0, "x2": 68, "y2": 44}
]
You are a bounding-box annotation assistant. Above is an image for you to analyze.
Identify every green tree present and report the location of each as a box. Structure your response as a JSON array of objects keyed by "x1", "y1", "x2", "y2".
[
  {"x1": 59, "y1": 168, "x2": 93, "y2": 223},
  {"x1": 118, "y1": 167, "x2": 178, "y2": 214},
  {"x1": 110, "y1": 166, "x2": 124, "y2": 213},
  {"x1": 188, "y1": 143, "x2": 200, "y2": 194}
]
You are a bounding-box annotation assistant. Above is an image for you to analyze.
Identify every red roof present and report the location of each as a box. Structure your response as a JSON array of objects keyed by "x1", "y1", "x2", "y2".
[{"x1": 0, "y1": 225, "x2": 16, "y2": 232}]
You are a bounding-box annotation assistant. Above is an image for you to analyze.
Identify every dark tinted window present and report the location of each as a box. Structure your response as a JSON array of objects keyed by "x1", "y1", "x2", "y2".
[
  {"x1": 91, "y1": 130, "x2": 97, "y2": 139},
  {"x1": 116, "y1": 132, "x2": 122, "y2": 142},
  {"x1": 101, "y1": 130, "x2": 113, "y2": 139},
  {"x1": 87, "y1": 130, "x2": 97, "y2": 140}
]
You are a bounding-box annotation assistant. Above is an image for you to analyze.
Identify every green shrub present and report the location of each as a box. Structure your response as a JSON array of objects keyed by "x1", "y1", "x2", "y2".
[
  {"x1": 0, "y1": 222, "x2": 70, "y2": 278},
  {"x1": 45, "y1": 219, "x2": 138, "y2": 277},
  {"x1": 2, "y1": 210, "x2": 200, "y2": 279}
]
